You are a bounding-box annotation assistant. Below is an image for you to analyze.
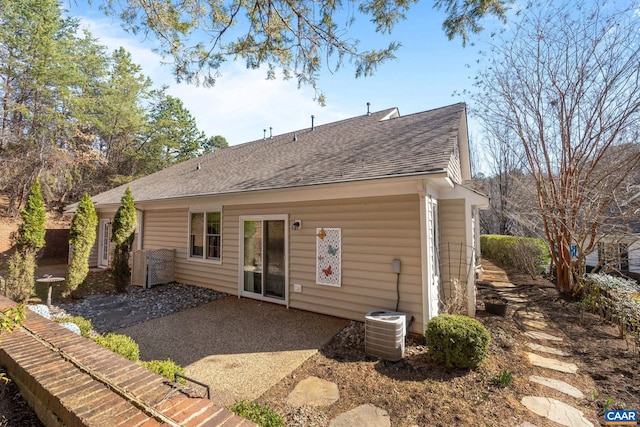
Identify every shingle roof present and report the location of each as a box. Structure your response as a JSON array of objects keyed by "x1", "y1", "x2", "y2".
[{"x1": 90, "y1": 103, "x2": 466, "y2": 206}]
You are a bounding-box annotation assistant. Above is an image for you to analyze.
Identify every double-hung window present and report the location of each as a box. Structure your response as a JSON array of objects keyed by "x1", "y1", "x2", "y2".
[{"x1": 190, "y1": 212, "x2": 221, "y2": 261}]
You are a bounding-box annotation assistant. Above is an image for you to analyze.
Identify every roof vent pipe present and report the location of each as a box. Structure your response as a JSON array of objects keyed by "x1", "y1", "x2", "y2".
[
  {"x1": 269, "y1": 127, "x2": 273, "y2": 139},
  {"x1": 367, "y1": 102, "x2": 371, "y2": 116},
  {"x1": 263, "y1": 129, "x2": 266, "y2": 140},
  {"x1": 311, "y1": 115, "x2": 315, "y2": 130},
  {"x1": 196, "y1": 163, "x2": 201, "y2": 171},
  {"x1": 293, "y1": 133, "x2": 298, "y2": 141}
]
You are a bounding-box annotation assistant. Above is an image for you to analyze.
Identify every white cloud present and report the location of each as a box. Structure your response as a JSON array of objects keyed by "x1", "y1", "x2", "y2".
[
  {"x1": 166, "y1": 64, "x2": 356, "y2": 144},
  {"x1": 76, "y1": 16, "x2": 355, "y2": 145}
]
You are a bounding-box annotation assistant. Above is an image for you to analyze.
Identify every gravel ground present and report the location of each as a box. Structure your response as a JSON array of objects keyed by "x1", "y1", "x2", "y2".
[
  {"x1": 50, "y1": 283, "x2": 227, "y2": 332},
  {"x1": 118, "y1": 297, "x2": 350, "y2": 406}
]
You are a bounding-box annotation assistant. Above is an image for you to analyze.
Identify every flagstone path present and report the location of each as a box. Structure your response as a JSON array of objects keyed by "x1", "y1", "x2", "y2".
[
  {"x1": 482, "y1": 265, "x2": 595, "y2": 427},
  {"x1": 282, "y1": 263, "x2": 597, "y2": 426}
]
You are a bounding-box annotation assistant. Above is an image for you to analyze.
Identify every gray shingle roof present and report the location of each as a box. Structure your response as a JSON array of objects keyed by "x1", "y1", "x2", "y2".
[{"x1": 91, "y1": 103, "x2": 466, "y2": 206}]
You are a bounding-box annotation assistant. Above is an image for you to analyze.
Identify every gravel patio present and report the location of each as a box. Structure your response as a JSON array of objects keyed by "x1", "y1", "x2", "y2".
[{"x1": 118, "y1": 296, "x2": 350, "y2": 406}]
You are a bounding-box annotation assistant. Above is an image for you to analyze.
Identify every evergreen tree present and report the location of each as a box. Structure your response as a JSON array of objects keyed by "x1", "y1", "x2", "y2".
[
  {"x1": 111, "y1": 188, "x2": 137, "y2": 292},
  {"x1": 6, "y1": 179, "x2": 46, "y2": 301},
  {"x1": 99, "y1": 0, "x2": 509, "y2": 98},
  {"x1": 66, "y1": 193, "x2": 98, "y2": 296}
]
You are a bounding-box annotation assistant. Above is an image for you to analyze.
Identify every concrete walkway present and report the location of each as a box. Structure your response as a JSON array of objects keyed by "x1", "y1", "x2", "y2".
[
  {"x1": 119, "y1": 297, "x2": 349, "y2": 406},
  {"x1": 483, "y1": 263, "x2": 594, "y2": 427}
]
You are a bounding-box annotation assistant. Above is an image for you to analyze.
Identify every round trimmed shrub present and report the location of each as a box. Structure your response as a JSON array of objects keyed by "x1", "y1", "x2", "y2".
[
  {"x1": 55, "y1": 316, "x2": 93, "y2": 338},
  {"x1": 425, "y1": 314, "x2": 490, "y2": 369},
  {"x1": 227, "y1": 400, "x2": 284, "y2": 427},
  {"x1": 139, "y1": 359, "x2": 185, "y2": 383},
  {"x1": 94, "y1": 333, "x2": 140, "y2": 362}
]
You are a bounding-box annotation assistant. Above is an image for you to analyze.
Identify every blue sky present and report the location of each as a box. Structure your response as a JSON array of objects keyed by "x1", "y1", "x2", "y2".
[{"x1": 64, "y1": 1, "x2": 499, "y2": 146}]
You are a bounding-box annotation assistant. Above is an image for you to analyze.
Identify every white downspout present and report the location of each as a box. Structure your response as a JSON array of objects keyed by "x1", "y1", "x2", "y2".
[{"x1": 417, "y1": 185, "x2": 430, "y2": 333}]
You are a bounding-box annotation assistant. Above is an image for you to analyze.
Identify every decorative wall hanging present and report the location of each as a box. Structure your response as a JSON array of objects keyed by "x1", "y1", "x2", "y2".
[{"x1": 316, "y1": 227, "x2": 341, "y2": 286}]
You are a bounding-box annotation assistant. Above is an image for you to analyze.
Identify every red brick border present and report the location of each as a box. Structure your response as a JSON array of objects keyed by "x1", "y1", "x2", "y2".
[{"x1": 0, "y1": 296, "x2": 255, "y2": 427}]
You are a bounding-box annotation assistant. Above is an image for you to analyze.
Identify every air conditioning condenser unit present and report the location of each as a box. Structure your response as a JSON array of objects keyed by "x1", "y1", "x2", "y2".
[{"x1": 365, "y1": 309, "x2": 406, "y2": 361}]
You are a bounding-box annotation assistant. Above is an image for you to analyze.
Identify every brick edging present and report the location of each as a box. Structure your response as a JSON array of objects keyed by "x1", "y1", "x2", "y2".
[{"x1": 0, "y1": 296, "x2": 255, "y2": 427}]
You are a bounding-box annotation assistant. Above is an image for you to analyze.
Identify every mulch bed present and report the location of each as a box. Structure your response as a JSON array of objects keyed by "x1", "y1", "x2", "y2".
[{"x1": 1, "y1": 261, "x2": 639, "y2": 426}]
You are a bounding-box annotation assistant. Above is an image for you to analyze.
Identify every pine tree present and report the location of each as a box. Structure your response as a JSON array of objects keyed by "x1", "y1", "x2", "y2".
[
  {"x1": 111, "y1": 188, "x2": 137, "y2": 292},
  {"x1": 6, "y1": 179, "x2": 46, "y2": 301},
  {"x1": 66, "y1": 193, "x2": 98, "y2": 296}
]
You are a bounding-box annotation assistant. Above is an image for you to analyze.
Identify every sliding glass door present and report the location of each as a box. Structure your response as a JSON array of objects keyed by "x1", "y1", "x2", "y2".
[{"x1": 241, "y1": 216, "x2": 287, "y2": 303}]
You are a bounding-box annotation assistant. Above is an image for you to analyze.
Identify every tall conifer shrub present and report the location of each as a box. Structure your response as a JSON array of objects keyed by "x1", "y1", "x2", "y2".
[
  {"x1": 6, "y1": 179, "x2": 46, "y2": 301},
  {"x1": 111, "y1": 188, "x2": 136, "y2": 292},
  {"x1": 66, "y1": 193, "x2": 98, "y2": 296}
]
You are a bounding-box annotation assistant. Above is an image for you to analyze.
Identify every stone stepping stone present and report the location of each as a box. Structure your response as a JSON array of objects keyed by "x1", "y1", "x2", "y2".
[
  {"x1": 329, "y1": 404, "x2": 390, "y2": 427},
  {"x1": 502, "y1": 296, "x2": 530, "y2": 303},
  {"x1": 527, "y1": 353, "x2": 578, "y2": 374},
  {"x1": 517, "y1": 311, "x2": 545, "y2": 320},
  {"x1": 526, "y1": 342, "x2": 568, "y2": 357},
  {"x1": 529, "y1": 375, "x2": 584, "y2": 398},
  {"x1": 286, "y1": 376, "x2": 339, "y2": 407},
  {"x1": 522, "y1": 319, "x2": 549, "y2": 330},
  {"x1": 524, "y1": 330, "x2": 563, "y2": 341},
  {"x1": 491, "y1": 281, "x2": 517, "y2": 288},
  {"x1": 521, "y1": 396, "x2": 593, "y2": 427}
]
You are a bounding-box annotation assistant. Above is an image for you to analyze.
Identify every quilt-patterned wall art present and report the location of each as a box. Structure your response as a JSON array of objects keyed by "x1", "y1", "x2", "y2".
[{"x1": 316, "y1": 227, "x2": 341, "y2": 286}]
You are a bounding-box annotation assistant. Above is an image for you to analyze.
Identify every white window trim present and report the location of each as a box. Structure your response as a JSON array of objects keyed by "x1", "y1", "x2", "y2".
[{"x1": 187, "y1": 210, "x2": 223, "y2": 265}]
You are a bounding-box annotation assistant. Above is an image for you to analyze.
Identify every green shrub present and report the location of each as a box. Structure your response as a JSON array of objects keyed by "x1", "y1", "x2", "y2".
[
  {"x1": 582, "y1": 273, "x2": 640, "y2": 343},
  {"x1": 55, "y1": 316, "x2": 93, "y2": 338},
  {"x1": 139, "y1": 359, "x2": 186, "y2": 383},
  {"x1": 6, "y1": 179, "x2": 46, "y2": 302},
  {"x1": 425, "y1": 314, "x2": 490, "y2": 369},
  {"x1": 111, "y1": 188, "x2": 137, "y2": 292},
  {"x1": 481, "y1": 234, "x2": 550, "y2": 275},
  {"x1": 227, "y1": 400, "x2": 284, "y2": 427},
  {"x1": 6, "y1": 252, "x2": 37, "y2": 302},
  {"x1": 94, "y1": 333, "x2": 140, "y2": 361},
  {"x1": 491, "y1": 369, "x2": 513, "y2": 388},
  {"x1": 67, "y1": 193, "x2": 98, "y2": 296}
]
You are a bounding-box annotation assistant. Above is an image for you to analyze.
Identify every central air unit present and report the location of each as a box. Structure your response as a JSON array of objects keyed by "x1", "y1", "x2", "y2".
[
  {"x1": 365, "y1": 309, "x2": 406, "y2": 361},
  {"x1": 132, "y1": 249, "x2": 175, "y2": 288}
]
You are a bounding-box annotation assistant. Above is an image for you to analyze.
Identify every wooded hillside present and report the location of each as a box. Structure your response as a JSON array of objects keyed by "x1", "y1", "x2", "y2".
[{"x1": 0, "y1": 0, "x2": 227, "y2": 216}]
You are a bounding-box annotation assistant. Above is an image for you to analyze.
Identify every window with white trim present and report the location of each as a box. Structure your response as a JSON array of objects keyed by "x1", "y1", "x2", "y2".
[{"x1": 190, "y1": 212, "x2": 221, "y2": 261}]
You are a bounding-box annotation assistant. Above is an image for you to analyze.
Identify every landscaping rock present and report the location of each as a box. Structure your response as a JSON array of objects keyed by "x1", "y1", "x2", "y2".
[
  {"x1": 52, "y1": 283, "x2": 226, "y2": 332},
  {"x1": 27, "y1": 304, "x2": 50, "y2": 319},
  {"x1": 58, "y1": 322, "x2": 81, "y2": 335},
  {"x1": 286, "y1": 376, "x2": 339, "y2": 407},
  {"x1": 521, "y1": 396, "x2": 593, "y2": 427},
  {"x1": 329, "y1": 404, "x2": 390, "y2": 427}
]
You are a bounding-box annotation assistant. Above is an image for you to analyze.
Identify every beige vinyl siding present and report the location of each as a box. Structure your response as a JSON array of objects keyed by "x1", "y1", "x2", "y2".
[
  {"x1": 447, "y1": 153, "x2": 462, "y2": 184},
  {"x1": 140, "y1": 195, "x2": 425, "y2": 332},
  {"x1": 438, "y1": 198, "x2": 467, "y2": 302},
  {"x1": 227, "y1": 195, "x2": 424, "y2": 331},
  {"x1": 142, "y1": 208, "x2": 239, "y2": 294}
]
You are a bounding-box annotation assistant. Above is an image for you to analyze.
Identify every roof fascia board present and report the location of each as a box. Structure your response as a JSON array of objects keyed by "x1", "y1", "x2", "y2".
[
  {"x1": 440, "y1": 184, "x2": 490, "y2": 208},
  {"x1": 95, "y1": 172, "x2": 449, "y2": 211},
  {"x1": 458, "y1": 107, "x2": 472, "y2": 181}
]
